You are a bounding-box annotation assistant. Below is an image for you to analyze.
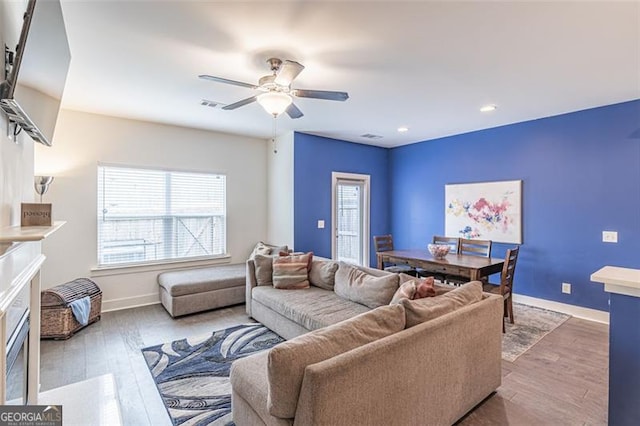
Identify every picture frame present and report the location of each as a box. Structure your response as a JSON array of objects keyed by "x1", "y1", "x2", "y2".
[{"x1": 445, "y1": 180, "x2": 522, "y2": 244}]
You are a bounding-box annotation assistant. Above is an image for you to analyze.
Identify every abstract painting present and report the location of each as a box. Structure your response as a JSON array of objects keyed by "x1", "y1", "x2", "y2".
[{"x1": 445, "y1": 180, "x2": 522, "y2": 244}]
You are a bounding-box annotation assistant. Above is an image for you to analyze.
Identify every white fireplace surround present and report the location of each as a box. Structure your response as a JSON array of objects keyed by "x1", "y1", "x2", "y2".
[{"x1": 0, "y1": 222, "x2": 65, "y2": 403}]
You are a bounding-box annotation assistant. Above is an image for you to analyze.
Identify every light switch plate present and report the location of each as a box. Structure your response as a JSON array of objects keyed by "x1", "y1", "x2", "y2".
[
  {"x1": 317, "y1": 220, "x2": 325, "y2": 229},
  {"x1": 602, "y1": 231, "x2": 618, "y2": 243}
]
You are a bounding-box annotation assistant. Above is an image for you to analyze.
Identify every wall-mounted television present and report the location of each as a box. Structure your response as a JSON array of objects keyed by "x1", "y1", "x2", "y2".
[{"x1": 0, "y1": 0, "x2": 71, "y2": 146}]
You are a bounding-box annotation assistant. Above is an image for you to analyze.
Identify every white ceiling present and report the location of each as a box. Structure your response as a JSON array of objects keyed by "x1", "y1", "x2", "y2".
[{"x1": 58, "y1": 0, "x2": 640, "y2": 148}]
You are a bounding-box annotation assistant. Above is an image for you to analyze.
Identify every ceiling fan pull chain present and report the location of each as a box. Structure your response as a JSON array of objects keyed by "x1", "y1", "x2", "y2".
[{"x1": 272, "y1": 116, "x2": 278, "y2": 154}]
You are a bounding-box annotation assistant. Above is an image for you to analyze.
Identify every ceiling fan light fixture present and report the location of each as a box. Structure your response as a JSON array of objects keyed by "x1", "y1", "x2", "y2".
[{"x1": 257, "y1": 92, "x2": 292, "y2": 116}]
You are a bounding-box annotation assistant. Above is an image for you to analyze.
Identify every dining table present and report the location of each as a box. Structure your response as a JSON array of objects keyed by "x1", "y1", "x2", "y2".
[{"x1": 376, "y1": 249, "x2": 505, "y2": 281}]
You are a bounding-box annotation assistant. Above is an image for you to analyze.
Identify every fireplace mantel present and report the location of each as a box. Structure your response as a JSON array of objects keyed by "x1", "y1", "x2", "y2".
[
  {"x1": 0, "y1": 221, "x2": 66, "y2": 256},
  {"x1": 0, "y1": 222, "x2": 64, "y2": 404}
]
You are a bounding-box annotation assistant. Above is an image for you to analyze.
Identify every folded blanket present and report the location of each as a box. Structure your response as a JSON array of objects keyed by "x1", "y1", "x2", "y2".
[{"x1": 69, "y1": 296, "x2": 91, "y2": 326}]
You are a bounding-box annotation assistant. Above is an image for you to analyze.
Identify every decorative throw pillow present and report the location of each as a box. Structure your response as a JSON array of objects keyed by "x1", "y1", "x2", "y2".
[
  {"x1": 309, "y1": 260, "x2": 339, "y2": 290},
  {"x1": 278, "y1": 251, "x2": 312, "y2": 271},
  {"x1": 267, "y1": 304, "x2": 406, "y2": 418},
  {"x1": 272, "y1": 252, "x2": 313, "y2": 289},
  {"x1": 390, "y1": 280, "x2": 417, "y2": 304},
  {"x1": 334, "y1": 262, "x2": 399, "y2": 309},
  {"x1": 401, "y1": 281, "x2": 483, "y2": 327},
  {"x1": 250, "y1": 241, "x2": 272, "y2": 259},
  {"x1": 253, "y1": 254, "x2": 275, "y2": 286},
  {"x1": 414, "y1": 276, "x2": 436, "y2": 299},
  {"x1": 250, "y1": 241, "x2": 289, "y2": 259}
]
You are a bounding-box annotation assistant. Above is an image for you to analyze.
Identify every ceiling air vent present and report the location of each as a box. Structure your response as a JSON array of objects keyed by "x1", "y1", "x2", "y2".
[
  {"x1": 200, "y1": 99, "x2": 224, "y2": 108},
  {"x1": 360, "y1": 133, "x2": 383, "y2": 139}
]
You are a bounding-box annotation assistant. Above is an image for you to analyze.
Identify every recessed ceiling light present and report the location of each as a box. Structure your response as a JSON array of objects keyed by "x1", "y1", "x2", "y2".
[
  {"x1": 397, "y1": 126, "x2": 409, "y2": 133},
  {"x1": 480, "y1": 104, "x2": 497, "y2": 112}
]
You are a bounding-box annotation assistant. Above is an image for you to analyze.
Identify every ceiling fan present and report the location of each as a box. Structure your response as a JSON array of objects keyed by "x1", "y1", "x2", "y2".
[{"x1": 199, "y1": 58, "x2": 349, "y2": 119}]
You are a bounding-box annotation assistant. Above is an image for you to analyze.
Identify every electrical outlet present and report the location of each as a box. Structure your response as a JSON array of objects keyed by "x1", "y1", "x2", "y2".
[
  {"x1": 562, "y1": 282, "x2": 571, "y2": 294},
  {"x1": 602, "y1": 231, "x2": 618, "y2": 243},
  {"x1": 317, "y1": 220, "x2": 325, "y2": 229}
]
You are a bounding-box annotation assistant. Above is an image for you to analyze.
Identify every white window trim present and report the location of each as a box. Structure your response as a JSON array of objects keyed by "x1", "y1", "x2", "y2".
[
  {"x1": 331, "y1": 171, "x2": 370, "y2": 266},
  {"x1": 90, "y1": 254, "x2": 231, "y2": 277}
]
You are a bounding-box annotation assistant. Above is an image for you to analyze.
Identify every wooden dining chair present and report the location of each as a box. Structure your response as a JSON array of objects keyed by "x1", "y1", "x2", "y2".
[
  {"x1": 482, "y1": 246, "x2": 520, "y2": 333},
  {"x1": 459, "y1": 238, "x2": 492, "y2": 257},
  {"x1": 373, "y1": 235, "x2": 417, "y2": 276},
  {"x1": 445, "y1": 238, "x2": 492, "y2": 285},
  {"x1": 432, "y1": 236, "x2": 460, "y2": 254}
]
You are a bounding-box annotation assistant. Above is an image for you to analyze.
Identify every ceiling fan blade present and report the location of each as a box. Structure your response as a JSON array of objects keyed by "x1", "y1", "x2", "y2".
[
  {"x1": 274, "y1": 60, "x2": 305, "y2": 86},
  {"x1": 292, "y1": 89, "x2": 349, "y2": 101},
  {"x1": 199, "y1": 74, "x2": 258, "y2": 89},
  {"x1": 222, "y1": 96, "x2": 258, "y2": 110},
  {"x1": 286, "y1": 103, "x2": 304, "y2": 119}
]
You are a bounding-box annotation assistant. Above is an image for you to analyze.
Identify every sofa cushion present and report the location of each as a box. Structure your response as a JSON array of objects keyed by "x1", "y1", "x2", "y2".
[
  {"x1": 272, "y1": 253, "x2": 313, "y2": 289},
  {"x1": 252, "y1": 286, "x2": 369, "y2": 331},
  {"x1": 157, "y1": 264, "x2": 245, "y2": 297},
  {"x1": 355, "y1": 264, "x2": 395, "y2": 277},
  {"x1": 390, "y1": 280, "x2": 416, "y2": 304},
  {"x1": 334, "y1": 262, "x2": 399, "y2": 309},
  {"x1": 253, "y1": 254, "x2": 275, "y2": 286},
  {"x1": 309, "y1": 260, "x2": 339, "y2": 290},
  {"x1": 267, "y1": 304, "x2": 406, "y2": 418},
  {"x1": 401, "y1": 281, "x2": 483, "y2": 327}
]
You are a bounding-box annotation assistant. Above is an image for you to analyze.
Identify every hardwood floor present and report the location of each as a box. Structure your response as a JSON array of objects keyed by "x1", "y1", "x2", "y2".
[{"x1": 40, "y1": 304, "x2": 608, "y2": 425}]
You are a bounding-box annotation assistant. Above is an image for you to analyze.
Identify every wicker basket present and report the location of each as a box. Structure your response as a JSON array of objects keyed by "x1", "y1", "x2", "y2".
[{"x1": 41, "y1": 278, "x2": 102, "y2": 340}]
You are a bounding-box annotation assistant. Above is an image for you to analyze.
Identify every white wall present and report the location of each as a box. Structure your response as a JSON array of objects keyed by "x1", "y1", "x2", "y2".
[
  {"x1": 1, "y1": 0, "x2": 34, "y2": 228},
  {"x1": 267, "y1": 131, "x2": 294, "y2": 248},
  {"x1": 35, "y1": 110, "x2": 268, "y2": 311},
  {"x1": 0, "y1": 116, "x2": 33, "y2": 227}
]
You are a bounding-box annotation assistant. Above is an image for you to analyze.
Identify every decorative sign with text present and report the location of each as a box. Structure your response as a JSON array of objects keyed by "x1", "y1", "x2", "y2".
[{"x1": 21, "y1": 203, "x2": 52, "y2": 226}]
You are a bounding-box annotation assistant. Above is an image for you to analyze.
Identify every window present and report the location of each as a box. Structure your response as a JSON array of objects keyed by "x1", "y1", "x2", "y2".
[{"x1": 97, "y1": 165, "x2": 226, "y2": 266}]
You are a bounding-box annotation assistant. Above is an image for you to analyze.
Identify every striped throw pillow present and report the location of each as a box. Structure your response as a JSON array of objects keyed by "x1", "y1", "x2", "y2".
[{"x1": 272, "y1": 252, "x2": 313, "y2": 289}]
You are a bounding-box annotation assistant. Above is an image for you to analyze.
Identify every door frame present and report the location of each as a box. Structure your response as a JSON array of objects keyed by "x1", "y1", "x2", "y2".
[{"x1": 331, "y1": 171, "x2": 370, "y2": 266}]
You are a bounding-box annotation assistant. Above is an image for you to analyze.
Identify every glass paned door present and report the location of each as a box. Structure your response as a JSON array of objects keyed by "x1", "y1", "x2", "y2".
[
  {"x1": 335, "y1": 181, "x2": 363, "y2": 264},
  {"x1": 332, "y1": 171, "x2": 370, "y2": 266}
]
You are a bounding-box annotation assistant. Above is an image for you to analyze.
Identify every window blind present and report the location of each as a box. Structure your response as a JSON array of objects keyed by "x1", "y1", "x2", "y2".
[
  {"x1": 335, "y1": 182, "x2": 362, "y2": 264},
  {"x1": 97, "y1": 165, "x2": 226, "y2": 266}
]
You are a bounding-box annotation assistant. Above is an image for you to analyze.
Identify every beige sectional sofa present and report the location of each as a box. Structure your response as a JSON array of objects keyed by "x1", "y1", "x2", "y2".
[{"x1": 232, "y1": 257, "x2": 503, "y2": 425}]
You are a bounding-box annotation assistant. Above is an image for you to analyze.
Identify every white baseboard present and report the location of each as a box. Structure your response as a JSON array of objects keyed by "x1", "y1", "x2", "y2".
[
  {"x1": 513, "y1": 294, "x2": 609, "y2": 324},
  {"x1": 102, "y1": 293, "x2": 160, "y2": 312}
]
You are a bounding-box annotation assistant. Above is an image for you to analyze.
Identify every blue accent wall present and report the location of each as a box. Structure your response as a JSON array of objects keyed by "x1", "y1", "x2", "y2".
[
  {"x1": 291, "y1": 101, "x2": 639, "y2": 423},
  {"x1": 293, "y1": 133, "x2": 390, "y2": 267},
  {"x1": 389, "y1": 100, "x2": 640, "y2": 311},
  {"x1": 608, "y1": 292, "x2": 640, "y2": 425}
]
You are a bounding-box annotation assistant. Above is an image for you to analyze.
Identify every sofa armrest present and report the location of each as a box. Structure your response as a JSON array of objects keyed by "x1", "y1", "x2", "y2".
[
  {"x1": 293, "y1": 294, "x2": 503, "y2": 426},
  {"x1": 246, "y1": 259, "x2": 257, "y2": 317}
]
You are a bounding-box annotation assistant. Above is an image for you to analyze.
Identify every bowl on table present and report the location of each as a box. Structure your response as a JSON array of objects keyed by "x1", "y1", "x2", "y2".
[{"x1": 428, "y1": 243, "x2": 451, "y2": 259}]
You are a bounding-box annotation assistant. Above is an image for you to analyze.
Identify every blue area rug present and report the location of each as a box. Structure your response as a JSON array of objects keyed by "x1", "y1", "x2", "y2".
[{"x1": 142, "y1": 324, "x2": 284, "y2": 425}]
